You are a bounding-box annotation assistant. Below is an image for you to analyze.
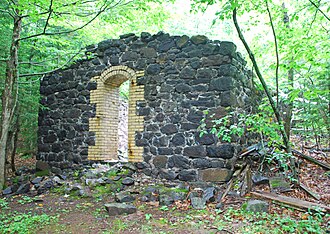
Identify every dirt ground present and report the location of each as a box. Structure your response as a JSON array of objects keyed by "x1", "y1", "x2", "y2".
[{"x1": 2, "y1": 137, "x2": 330, "y2": 234}]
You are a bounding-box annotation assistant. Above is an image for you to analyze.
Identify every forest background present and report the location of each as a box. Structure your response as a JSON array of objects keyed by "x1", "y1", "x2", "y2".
[{"x1": 0, "y1": 0, "x2": 329, "y2": 189}]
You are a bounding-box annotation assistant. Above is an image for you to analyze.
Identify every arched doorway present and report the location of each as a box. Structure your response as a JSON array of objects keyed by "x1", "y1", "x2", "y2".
[{"x1": 88, "y1": 66, "x2": 144, "y2": 162}]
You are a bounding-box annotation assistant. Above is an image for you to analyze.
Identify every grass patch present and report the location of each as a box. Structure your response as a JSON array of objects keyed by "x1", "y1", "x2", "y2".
[
  {"x1": 212, "y1": 207, "x2": 328, "y2": 234},
  {"x1": 0, "y1": 211, "x2": 57, "y2": 234},
  {"x1": 102, "y1": 219, "x2": 128, "y2": 234}
]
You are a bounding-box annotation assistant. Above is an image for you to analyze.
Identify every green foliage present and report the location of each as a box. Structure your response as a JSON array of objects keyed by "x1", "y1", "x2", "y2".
[
  {"x1": 199, "y1": 109, "x2": 245, "y2": 143},
  {"x1": 192, "y1": 0, "x2": 330, "y2": 146},
  {"x1": 145, "y1": 213, "x2": 153, "y2": 220},
  {"x1": 160, "y1": 205, "x2": 169, "y2": 211},
  {"x1": 0, "y1": 211, "x2": 57, "y2": 234},
  {"x1": 119, "y1": 80, "x2": 130, "y2": 100},
  {"x1": 0, "y1": 198, "x2": 9, "y2": 209},
  {"x1": 105, "y1": 219, "x2": 128, "y2": 233},
  {"x1": 199, "y1": 103, "x2": 298, "y2": 179},
  {"x1": 17, "y1": 196, "x2": 35, "y2": 205},
  {"x1": 199, "y1": 101, "x2": 283, "y2": 145},
  {"x1": 214, "y1": 206, "x2": 328, "y2": 234}
]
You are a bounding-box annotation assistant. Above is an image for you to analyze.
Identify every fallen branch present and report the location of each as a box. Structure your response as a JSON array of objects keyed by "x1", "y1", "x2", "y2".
[
  {"x1": 221, "y1": 164, "x2": 248, "y2": 202},
  {"x1": 17, "y1": 150, "x2": 37, "y2": 157},
  {"x1": 319, "y1": 148, "x2": 330, "y2": 152},
  {"x1": 239, "y1": 164, "x2": 252, "y2": 196},
  {"x1": 299, "y1": 183, "x2": 321, "y2": 200},
  {"x1": 272, "y1": 201, "x2": 305, "y2": 212},
  {"x1": 251, "y1": 190, "x2": 330, "y2": 213},
  {"x1": 239, "y1": 143, "x2": 262, "y2": 157},
  {"x1": 221, "y1": 178, "x2": 234, "y2": 203},
  {"x1": 292, "y1": 149, "x2": 330, "y2": 170}
]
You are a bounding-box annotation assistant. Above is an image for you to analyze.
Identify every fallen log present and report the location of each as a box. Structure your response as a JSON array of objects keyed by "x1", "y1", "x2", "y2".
[
  {"x1": 319, "y1": 148, "x2": 330, "y2": 152},
  {"x1": 251, "y1": 190, "x2": 330, "y2": 213},
  {"x1": 299, "y1": 183, "x2": 321, "y2": 200},
  {"x1": 292, "y1": 149, "x2": 330, "y2": 170}
]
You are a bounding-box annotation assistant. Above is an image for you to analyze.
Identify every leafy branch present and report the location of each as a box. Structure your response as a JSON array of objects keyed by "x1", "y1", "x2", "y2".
[
  {"x1": 308, "y1": 0, "x2": 330, "y2": 22},
  {"x1": 19, "y1": 48, "x2": 84, "y2": 78},
  {"x1": 18, "y1": 0, "x2": 127, "y2": 41}
]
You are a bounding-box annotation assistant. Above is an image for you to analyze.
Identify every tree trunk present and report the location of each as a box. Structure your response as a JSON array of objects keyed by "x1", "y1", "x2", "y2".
[
  {"x1": 232, "y1": 8, "x2": 290, "y2": 151},
  {"x1": 232, "y1": 7, "x2": 297, "y2": 183},
  {"x1": 0, "y1": 13, "x2": 21, "y2": 190},
  {"x1": 6, "y1": 109, "x2": 20, "y2": 174},
  {"x1": 282, "y1": 3, "x2": 294, "y2": 140},
  {"x1": 284, "y1": 68, "x2": 293, "y2": 139}
]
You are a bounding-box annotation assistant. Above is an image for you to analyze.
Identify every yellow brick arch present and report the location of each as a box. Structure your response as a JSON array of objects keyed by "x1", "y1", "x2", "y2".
[{"x1": 88, "y1": 65, "x2": 144, "y2": 162}]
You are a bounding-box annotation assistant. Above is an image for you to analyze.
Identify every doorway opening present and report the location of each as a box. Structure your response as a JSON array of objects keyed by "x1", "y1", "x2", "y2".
[
  {"x1": 118, "y1": 80, "x2": 129, "y2": 161},
  {"x1": 88, "y1": 66, "x2": 144, "y2": 162}
]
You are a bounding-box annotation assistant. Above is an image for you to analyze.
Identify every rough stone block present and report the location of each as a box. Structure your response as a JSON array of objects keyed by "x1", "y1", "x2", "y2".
[
  {"x1": 176, "y1": 35, "x2": 189, "y2": 48},
  {"x1": 104, "y1": 203, "x2": 137, "y2": 216},
  {"x1": 36, "y1": 160, "x2": 50, "y2": 171},
  {"x1": 168, "y1": 155, "x2": 190, "y2": 169},
  {"x1": 178, "y1": 169, "x2": 197, "y2": 181},
  {"x1": 206, "y1": 144, "x2": 235, "y2": 159},
  {"x1": 211, "y1": 77, "x2": 234, "y2": 92},
  {"x1": 183, "y1": 146, "x2": 206, "y2": 158},
  {"x1": 153, "y1": 156, "x2": 168, "y2": 168},
  {"x1": 160, "y1": 124, "x2": 178, "y2": 135},
  {"x1": 245, "y1": 200, "x2": 269, "y2": 213},
  {"x1": 199, "y1": 168, "x2": 232, "y2": 182},
  {"x1": 191, "y1": 35, "x2": 208, "y2": 45}
]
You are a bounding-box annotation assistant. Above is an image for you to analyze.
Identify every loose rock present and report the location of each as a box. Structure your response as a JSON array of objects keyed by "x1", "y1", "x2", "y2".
[
  {"x1": 115, "y1": 192, "x2": 136, "y2": 203},
  {"x1": 245, "y1": 200, "x2": 269, "y2": 213},
  {"x1": 252, "y1": 174, "x2": 269, "y2": 185},
  {"x1": 121, "y1": 177, "x2": 134, "y2": 186},
  {"x1": 104, "y1": 203, "x2": 137, "y2": 216},
  {"x1": 191, "y1": 197, "x2": 206, "y2": 209}
]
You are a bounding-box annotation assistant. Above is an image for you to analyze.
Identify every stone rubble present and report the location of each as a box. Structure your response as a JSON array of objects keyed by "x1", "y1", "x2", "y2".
[{"x1": 2, "y1": 162, "x2": 269, "y2": 216}]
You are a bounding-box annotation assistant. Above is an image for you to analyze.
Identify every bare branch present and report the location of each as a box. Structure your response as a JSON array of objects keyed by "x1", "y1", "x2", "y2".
[
  {"x1": 60, "y1": 0, "x2": 98, "y2": 8},
  {"x1": 43, "y1": 0, "x2": 53, "y2": 33},
  {"x1": 19, "y1": 48, "x2": 84, "y2": 78},
  {"x1": 308, "y1": 0, "x2": 330, "y2": 22},
  {"x1": 307, "y1": 1, "x2": 319, "y2": 35},
  {"x1": 265, "y1": 0, "x2": 280, "y2": 107},
  {"x1": 20, "y1": 10, "x2": 53, "y2": 19},
  {"x1": 19, "y1": 52, "x2": 79, "y2": 65},
  {"x1": 0, "y1": 9, "x2": 14, "y2": 18},
  {"x1": 18, "y1": 76, "x2": 43, "y2": 84},
  {"x1": 18, "y1": 2, "x2": 109, "y2": 41}
]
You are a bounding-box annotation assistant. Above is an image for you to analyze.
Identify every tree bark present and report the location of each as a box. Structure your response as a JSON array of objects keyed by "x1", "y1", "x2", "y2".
[
  {"x1": 0, "y1": 12, "x2": 21, "y2": 190},
  {"x1": 232, "y1": 8, "x2": 290, "y2": 151},
  {"x1": 232, "y1": 7, "x2": 297, "y2": 183},
  {"x1": 6, "y1": 109, "x2": 20, "y2": 174},
  {"x1": 265, "y1": 0, "x2": 280, "y2": 107},
  {"x1": 282, "y1": 3, "x2": 294, "y2": 141}
]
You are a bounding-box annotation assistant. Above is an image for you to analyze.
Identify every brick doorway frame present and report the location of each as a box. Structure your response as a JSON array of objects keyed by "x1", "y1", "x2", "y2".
[{"x1": 88, "y1": 66, "x2": 144, "y2": 162}]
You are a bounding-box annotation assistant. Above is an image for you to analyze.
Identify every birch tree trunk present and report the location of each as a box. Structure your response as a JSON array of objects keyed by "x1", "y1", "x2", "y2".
[{"x1": 0, "y1": 12, "x2": 21, "y2": 190}]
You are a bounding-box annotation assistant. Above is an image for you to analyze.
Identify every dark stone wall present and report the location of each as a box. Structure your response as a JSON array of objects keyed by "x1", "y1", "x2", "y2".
[{"x1": 38, "y1": 32, "x2": 255, "y2": 181}]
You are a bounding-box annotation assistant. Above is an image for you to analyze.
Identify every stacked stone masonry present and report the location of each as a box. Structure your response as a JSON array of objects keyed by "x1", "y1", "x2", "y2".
[{"x1": 38, "y1": 32, "x2": 256, "y2": 182}]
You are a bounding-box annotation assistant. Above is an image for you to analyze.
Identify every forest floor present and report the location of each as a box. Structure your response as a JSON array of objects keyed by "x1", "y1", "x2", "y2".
[
  {"x1": 1, "y1": 183, "x2": 329, "y2": 234},
  {"x1": 1, "y1": 138, "x2": 330, "y2": 234}
]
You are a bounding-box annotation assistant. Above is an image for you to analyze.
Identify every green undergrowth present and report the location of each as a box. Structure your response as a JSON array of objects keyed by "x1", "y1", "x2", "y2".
[
  {"x1": 215, "y1": 207, "x2": 328, "y2": 234},
  {"x1": 0, "y1": 198, "x2": 57, "y2": 234},
  {"x1": 1, "y1": 190, "x2": 328, "y2": 234}
]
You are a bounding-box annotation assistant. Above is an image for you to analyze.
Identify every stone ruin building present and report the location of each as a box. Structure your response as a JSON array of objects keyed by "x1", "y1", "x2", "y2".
[{"x1": 37, "y1": 32, "x2": 256, "y2": 182}]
